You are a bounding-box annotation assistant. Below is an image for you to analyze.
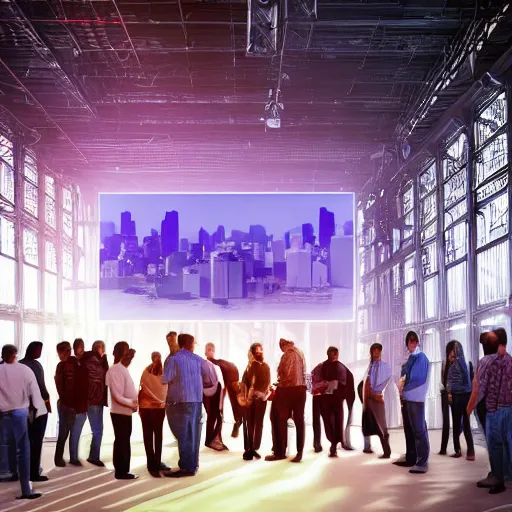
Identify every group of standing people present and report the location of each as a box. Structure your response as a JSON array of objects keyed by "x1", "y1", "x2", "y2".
[{"x1": 1, "y1": 326, "x2": 511, "y2": 500}]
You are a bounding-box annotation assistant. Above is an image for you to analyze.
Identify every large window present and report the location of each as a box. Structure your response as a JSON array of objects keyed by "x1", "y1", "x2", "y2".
[
  {"x1": 443, "y1": 132, "x2": 469, "y2": 318},
  {"x1": 23, "y1": 153, "x2": 38, "y2": 218},
  {"x1": 474, "y1": 92, "x2": 509, "y2": 307}
]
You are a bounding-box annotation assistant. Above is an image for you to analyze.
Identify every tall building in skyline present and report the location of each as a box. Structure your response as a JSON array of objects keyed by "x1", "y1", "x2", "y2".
[
  {"x1": 319, "y1": 207, "x2": 335, "y2": 248},
  {"x1": 161, "y1": 210, "x2": 179, "y2": 258}
]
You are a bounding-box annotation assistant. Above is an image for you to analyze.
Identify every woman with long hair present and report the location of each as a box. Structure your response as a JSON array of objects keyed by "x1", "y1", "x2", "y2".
[
  {"x1": 445, "y1": 340, "x2": 475, "y2": 461},
  {"x1": 139, "y1": 352, "x2": 169, "y2": 477},
  {"x1": 241, "y1": 343, "x2": 271, "y2": 461}
]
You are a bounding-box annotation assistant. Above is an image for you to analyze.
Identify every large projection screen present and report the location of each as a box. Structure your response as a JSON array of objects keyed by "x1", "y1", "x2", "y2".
[{"x1": 98, "y1": 193, "x2": 355, "y2": 322}]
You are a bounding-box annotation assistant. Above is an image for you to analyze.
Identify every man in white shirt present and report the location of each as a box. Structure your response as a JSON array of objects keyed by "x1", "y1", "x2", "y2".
[
  {"x1": 204, "y1": 343, "x2": 227, "y2": 451},
  {"x1": 0, "y1": 344, "x2": 46, "y2": 500},
  {"x1": 106, "y1": 343, "x2": 138, "y2": 480}
]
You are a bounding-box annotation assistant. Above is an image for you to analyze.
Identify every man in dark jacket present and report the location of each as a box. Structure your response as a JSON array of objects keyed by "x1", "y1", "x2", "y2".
[
  {"x1": 20, "y1": 342, "x2": 51, "y2": 482},
  {"x1": 82, "y1": 340, "x2": 109, "y2": 467}
]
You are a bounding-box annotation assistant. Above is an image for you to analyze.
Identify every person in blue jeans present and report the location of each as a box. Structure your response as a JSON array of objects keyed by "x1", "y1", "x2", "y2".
[
  {"x1": 0, "y1": 344, "x2": 46, "y2": 500},
  {"x1": 395, "y1": 331, "x2": 430, "y2": 474},
  {"x1": 163, "y1": 334, "x2": 217, "y2": 477}
]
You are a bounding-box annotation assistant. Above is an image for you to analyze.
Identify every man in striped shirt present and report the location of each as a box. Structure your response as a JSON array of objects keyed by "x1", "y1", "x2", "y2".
[{"x1": 163, "y1": 334, "x2": 217, "y2": 477}]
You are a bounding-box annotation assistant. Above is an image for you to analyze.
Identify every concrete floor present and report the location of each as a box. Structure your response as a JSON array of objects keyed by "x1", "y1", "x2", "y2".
[{"x1": 0, "y1": 427, "x2": 510, "y2": 512}]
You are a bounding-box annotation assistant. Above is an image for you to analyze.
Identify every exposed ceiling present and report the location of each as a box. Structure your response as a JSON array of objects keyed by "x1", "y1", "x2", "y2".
[{"x1": 0, "y1": 0, "x2": 510, "y2": 192}]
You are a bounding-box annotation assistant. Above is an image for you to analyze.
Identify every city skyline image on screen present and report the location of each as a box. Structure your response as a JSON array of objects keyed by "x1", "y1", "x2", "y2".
[{"x1": 98, "y1": 193, "x2": 355, "y2": 322}]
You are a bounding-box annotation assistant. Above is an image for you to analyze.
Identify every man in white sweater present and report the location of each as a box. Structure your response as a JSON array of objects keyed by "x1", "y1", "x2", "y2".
[
  {"x1": 0, "y1": 344, "x2": 46, "y2": 500},
  {"x1": 106, "y1": 343, "x2": 138, "y2": 480}
]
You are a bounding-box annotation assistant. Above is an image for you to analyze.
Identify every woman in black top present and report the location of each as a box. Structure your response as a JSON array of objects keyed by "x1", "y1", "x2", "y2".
[{"x1": 241, "y1": 343, "x2": 271, "y2": 461}]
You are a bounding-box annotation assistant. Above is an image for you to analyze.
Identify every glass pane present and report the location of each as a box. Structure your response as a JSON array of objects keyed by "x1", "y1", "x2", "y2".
[
  {"x1": 63, "y1": 212, "x2": 73, "y2": 238},
  {"x1": 24, "y1": 154, "x2": 38, "y2": 184},
  {"x1": 0, "y1": 135, "x2": 14, "y2": 167},
  {"x1": 476, "y1": 92, "x2": 507, "y2": 148},
  {"x1": 447, "y1": 262, "x2": 467, "y2": 314},
  {"x1": 445, "y1": 222, "x2": 467, "y2": 264},
  {"x1": 45, "y1": 175, "x2": 55, "y2": 199},
  {"x1": 0, "y1": 160, "x2": 15, "y2": 204},
  {"x1": 0, "y1": 255, "x2": 16, "y2": 305},
  {"x1": 402, "y1": 185, "x2": 414, "y2": 215},
  {"x1": 419, "y1": 162, "x2": 436, "y2": 199},
  {"x1": 444, "y1": 170, "x2": 466, "y2": 209},
  {"x1": 403, "y1": 211, "x2": 414, "y2": 240},
  {"x1": 77, "y1": 225, "x2": 84, "y2": 249},
  {"x1": 443, "y1": 133, "x2": 468, "y2": 180},
  {"x1": 404, "y1": 256, "x2": 415, "y2": 285},
  {"x1": 392, "y1": 264, "x2": 400, "y2": 296},
  {"x1": 45, "y1": 272, "x2": 58, "y2": 314},
  {"x1": 392, "y1": 228, "x2": 400, "y2": 253},
  {"x1": 424, "y1": 275, "x2": 438, "y2": 319},
  {"x1": 420, "y1": 194, "x2": 437, "y2": 228},
  {"x1": 421, "y1": 220, "x2": 437, "y2": 244},
  {"x1": 421, "y1": 241, "x2": 437, "y2": 277},
  {"x1": 476, "y1": 191, "x2": 508, "y2": 248},
  {"x1": 24, "y1": 181, "x2": 38, "y2": 218},
  {"x1": 0, "y1": 319, "x2": 15, "y2": 345},
  {"x1": 0, "y1": 216, "x2": 15, "y2": 258},
  {"x1": 404, "y1": 285, "x2": 417, "y2": 324},
  {"x1": 423, "y1": 328, "x2": 442, "y2": 363},
  {"x1": 476, "y1": 173, "x2": 508, "y2": 204},
  {"x1": 23, "y1": 264, "x2": 39, "y2": 310},
  {"x1": 445, "y1": 200, "x2": 467, "y2": 228},
  {"x1": 62, "y1": 279, "x2": 74, "y2": 315},
  {"x1": 358, "y1": 308, "x2": 368, "y2": 333},
  {"x1": 63, "y1": 247, "x2": 73, "y2": 280},
  {"x1": 23, "y1": 229, "x2": 38, "y2": 266},
  {"x1": 78, "y1": 255, "x2": 85, "y2": 282},
  {"x1": 477, "y1": 241, "x2": 509, "y2": 306},
  {"x1": 45, "y1": 241, "x2": 57, "y2": 273},
  {"x1": 63, "y1": 188, "x2": 73, "y2": 212},
  {"x1": 474, "y1": 133, "x2": 508, "y2": 188},
  {"x1": 363, "y1": 280, "x2": 376, "y2": 305},
  {"x1": 45, "y1": 195, "x2": 56, "y2": 229},
  {"x1": 23, "y1": 323, "x2": 40, "y2": 356}
]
